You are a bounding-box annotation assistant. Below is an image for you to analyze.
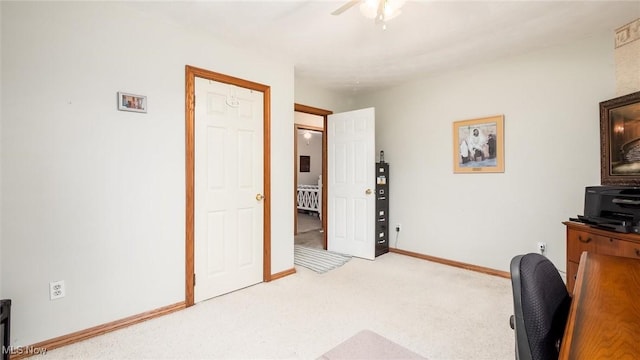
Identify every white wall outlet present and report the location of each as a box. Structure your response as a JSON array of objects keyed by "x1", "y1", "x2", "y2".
[
  {"x1": 49, "y1": 280, "x2": 65, "y2": 300},
  {"x1": 537, "y1": 242, "x2": 547, "y2": 255}
]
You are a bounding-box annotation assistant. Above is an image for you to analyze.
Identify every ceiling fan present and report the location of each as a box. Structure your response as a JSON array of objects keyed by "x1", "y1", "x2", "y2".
[
  {"x1": 331, "y1": 0, "x2": 406, "y2": 27},
  {"x1": 331, "y1": 0, "x2": 365, "y2": 16}
]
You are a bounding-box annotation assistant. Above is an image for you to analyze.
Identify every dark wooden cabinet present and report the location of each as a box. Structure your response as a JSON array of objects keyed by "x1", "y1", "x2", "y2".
[
  {"x1": 564, "y1": 221, "x2": 640, "y2": 292},
  {"x1": 375, "y1": 162, "x2": 389, "y2": 257}
]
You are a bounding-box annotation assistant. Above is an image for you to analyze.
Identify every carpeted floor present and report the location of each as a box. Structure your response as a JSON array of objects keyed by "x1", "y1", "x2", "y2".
[
  {"x1": 297, "y1": 211, "x2": 322, "y2": 233},
  {"x1": 43, "y1": 252, "x2": 514, "y2": 360},
  {"x1": 296, "y1": 212, "x2": 323, "y2": 249},
  {"x1": 294, "y1": 229, "x2": 324, "y2": 249}
]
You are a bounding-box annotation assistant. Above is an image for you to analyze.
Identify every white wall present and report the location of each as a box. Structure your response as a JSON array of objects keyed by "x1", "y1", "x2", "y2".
[
  {"x1": 354, "y1": 34, "x2": 616, "y2": 272},
  {"x1": 1, "y1": 1, "x2": 294, "y2": 346},
  {"x1": 295, "y1": 77, "x2": 356, "y2": 113},
  {"x1": 294, "y1": 111, "x2": 323, "y2": 128}
]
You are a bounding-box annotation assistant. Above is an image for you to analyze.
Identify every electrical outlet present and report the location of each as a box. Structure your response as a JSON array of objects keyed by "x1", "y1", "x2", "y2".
[
  {"x1": 396, "y1": 224, "x2": 401, "y2": 232},
  {"x1": 537, "y1": 242, "x2": 546, "y2": 255},
  {"x1": 49, "y1": 280, "x2": 65, "y2": 300}
]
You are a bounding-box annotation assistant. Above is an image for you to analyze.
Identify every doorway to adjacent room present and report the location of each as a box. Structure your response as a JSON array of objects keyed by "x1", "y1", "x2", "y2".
[{"x1": 294, "y1": 104, "x2": 330, "y2": 250}]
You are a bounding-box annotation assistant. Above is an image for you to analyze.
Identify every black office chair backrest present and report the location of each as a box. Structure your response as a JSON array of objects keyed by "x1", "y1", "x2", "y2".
[{"x1": 510, "y1": 253, "x2": 571, "y2": 360}]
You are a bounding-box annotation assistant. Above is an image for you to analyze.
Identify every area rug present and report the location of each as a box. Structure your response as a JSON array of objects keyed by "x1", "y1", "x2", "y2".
[
  {"x1": 318, "y1": 330, "x2": 427, "y2": 359},
  {"x1": 294, "y1": 245, "x2": 351, "y2": 274}
]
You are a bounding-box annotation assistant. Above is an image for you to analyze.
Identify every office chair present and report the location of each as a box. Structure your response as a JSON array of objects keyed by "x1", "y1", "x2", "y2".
[{"x1": 509, "y1": 253, "x2": 571, "y2": 360}]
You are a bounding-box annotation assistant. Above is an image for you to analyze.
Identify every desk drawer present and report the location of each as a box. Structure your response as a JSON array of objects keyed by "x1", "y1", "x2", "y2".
[
  {"x1": 567, "y1": 229, "x2": 601, "y2": 263},
  {"x1": 601, "y1": 238, "x2": 640, "y2": 260}
]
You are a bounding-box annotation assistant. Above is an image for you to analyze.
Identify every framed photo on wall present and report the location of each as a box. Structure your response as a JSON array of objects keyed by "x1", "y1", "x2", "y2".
[
  {"x1": 117, "y1": 92, "x2": 147, "y2": 113},
  {"x1": 600, "y1": 91, "x2": 640, "y2": 185},
  {"x1": 453, "y1": 115, "x2": 504, "y2": 173},
  {"x1": 300, "y1": 155, "x2": 310, "y2": 172}
]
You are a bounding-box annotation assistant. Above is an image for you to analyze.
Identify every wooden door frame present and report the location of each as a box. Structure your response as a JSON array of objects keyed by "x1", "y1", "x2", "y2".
[
  {"x1": 185, "y1": 65, "x2": 271, "y2": 307},
  {"x1": 293, "y1": 104, "x2": 332, "y2": 249}
]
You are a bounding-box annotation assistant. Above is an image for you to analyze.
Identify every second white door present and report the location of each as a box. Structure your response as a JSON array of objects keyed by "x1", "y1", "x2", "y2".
[
  {"x1": 194, "y1": 77, "x2": 264, "y2": 302},
  {"x1": 327, "y1": 107, "x2": 376, "y2": 260}
]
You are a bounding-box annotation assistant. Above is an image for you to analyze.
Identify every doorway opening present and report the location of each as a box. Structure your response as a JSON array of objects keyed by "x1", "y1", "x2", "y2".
[
  {"x1": 295, "y1": 126, "x2": 323, "y2": 249},
  {"x1": 293, "y1": 104, "x2": 331, "y2": 250}
]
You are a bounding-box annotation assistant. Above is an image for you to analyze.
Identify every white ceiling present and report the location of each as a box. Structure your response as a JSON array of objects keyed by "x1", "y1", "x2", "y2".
[{"x1": 126, "y1": 1, "x2": 640, "y2": 94}]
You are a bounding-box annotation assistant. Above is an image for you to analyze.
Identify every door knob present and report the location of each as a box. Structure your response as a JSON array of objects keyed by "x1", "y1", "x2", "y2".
[
  {"x1": 256, "y1": 194, "x2": 265, "y2": 201},
  {"x1": 365, "y1": 189, "x2": 373, "y2": 195}
]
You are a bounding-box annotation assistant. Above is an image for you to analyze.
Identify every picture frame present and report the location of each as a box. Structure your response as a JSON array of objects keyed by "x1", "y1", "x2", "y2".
[
  {"x1": 453, "y1": 115, "x2": 504, "y2": 173},
  {"x1": 300, "y1": 155, "x2": 310, "y2": 172},
  {"x1": 600, "y1": 91, "x2": 640, "y2": 185},
  {"x1": 117, "y1": 92, "x2": 147, "y2": 113}
]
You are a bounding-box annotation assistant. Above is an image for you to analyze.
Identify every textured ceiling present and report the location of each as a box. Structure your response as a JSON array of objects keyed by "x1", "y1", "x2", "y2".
[{"x1": 125, "y1": 1, "x2": 640, "y2": 94}]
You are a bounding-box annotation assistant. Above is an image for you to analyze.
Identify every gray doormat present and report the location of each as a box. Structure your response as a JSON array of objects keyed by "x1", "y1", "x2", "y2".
[{"x1": 294, "y1": 245, "x2": 351, "y2": 274}]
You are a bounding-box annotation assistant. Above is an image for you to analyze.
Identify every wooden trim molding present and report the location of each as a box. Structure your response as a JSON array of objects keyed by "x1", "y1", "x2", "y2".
[
  {"x1": 294, "y1": 104, "x2": 332, "y2": 116},
  {"x1": 10, "y1": 302, "x2": 185, "y2": 359},
  {"x1": 390, "y1": 248, "x2": 510, "y2": 279},
  {"x1": 270, "y1": 267, "x2": 296, "y2": 281},
  {"x1": 185, "y1": 66, "x2": 196, "y2": 308},
  {"x1": 185, "y1": 65, "x2": 272, "y2": 307},
  {"x1": 263, "y1": 85, "x2": 273, "y2": 283}
]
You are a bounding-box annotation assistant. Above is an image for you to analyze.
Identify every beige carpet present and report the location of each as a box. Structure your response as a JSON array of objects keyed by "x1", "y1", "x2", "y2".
[
  {"x1": 297, "y1": 212, "x2": 322, "y2": 233},
  {"x1": 43, "y1": 252, "x2": 514, "y2": 359},
  {"x1": 319, "y1": 330, "x2": 427, "y2": 359},
  {"x1": 295, "y1": 213, "x2": 323, "y2": 249},
  {"x1": 295, "y1": 229, "x2": 324, "y2": 249}
]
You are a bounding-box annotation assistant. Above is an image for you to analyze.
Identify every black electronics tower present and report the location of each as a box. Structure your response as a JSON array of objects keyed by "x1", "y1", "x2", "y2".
[{"x1": 375, "y1": 162, "x2": 389, "y2": 257}]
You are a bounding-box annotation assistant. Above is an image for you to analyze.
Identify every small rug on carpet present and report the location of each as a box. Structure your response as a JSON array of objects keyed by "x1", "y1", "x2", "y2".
[
  {"x1": 318, "y1": 330, "x2": 427, "y2": 360},
  {"x1": 294, "y1": 245, "x2": 351, "y2": 274}
]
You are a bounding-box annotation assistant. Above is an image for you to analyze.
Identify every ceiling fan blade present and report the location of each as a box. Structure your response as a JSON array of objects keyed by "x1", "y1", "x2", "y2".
[{"x1": 331, "y1": 0, "x2": 360, "y2": 16}]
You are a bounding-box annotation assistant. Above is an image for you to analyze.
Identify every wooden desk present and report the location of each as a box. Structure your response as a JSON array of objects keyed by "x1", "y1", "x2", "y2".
[
  {"x1": 559, "y1": 252, "x2": 640, "y2": 360},
  {"x1": 564, "y1": 221, "x2": 640, "y2": 293}
]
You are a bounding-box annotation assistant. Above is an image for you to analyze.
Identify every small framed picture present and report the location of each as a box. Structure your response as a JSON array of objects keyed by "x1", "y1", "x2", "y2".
[
  {"x1": 117, "y1": 92, "x2": 147, "y2": 113},
  {"x1": 299, "y1": 155, "x2": 310, "y2": 172}
]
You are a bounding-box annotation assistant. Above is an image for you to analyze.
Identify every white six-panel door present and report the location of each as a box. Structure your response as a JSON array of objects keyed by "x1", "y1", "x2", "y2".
[
  {"x1": 194, "y1": 77, "x2": 264, "y2": 302},
  {"x1": 327, "y1": 108, "x2": 376, "y2": 260}
]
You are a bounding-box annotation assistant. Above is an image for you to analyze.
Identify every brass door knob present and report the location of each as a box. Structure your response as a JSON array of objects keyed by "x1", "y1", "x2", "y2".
[
  {"x1": 256, "y1": 194, "x2": 265, "y2": 201},
  {"x1": 365, "y1": 189, "x2": 373, "y2": 195}
]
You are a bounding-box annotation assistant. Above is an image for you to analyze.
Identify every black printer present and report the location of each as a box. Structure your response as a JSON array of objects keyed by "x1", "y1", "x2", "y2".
[{"x1": 576, "y1": 186, "x2": 640, "y2": 233}]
